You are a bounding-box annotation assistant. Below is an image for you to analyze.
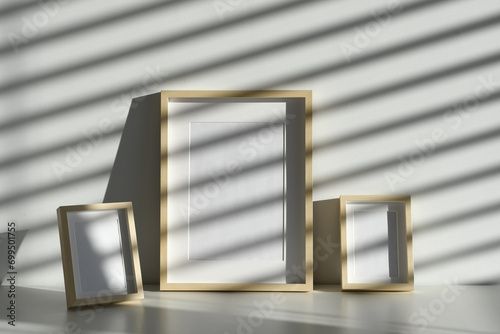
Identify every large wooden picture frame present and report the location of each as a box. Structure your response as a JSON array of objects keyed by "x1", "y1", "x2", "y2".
[
  {"x1": 340, "y1": 195, "x2": 414, "y2": 291},
  {"x1": 160, "y1": 90, "x2": 313, "y2": 291},
  {"x1": 57, "y1": 202, "x2": 144, "y2": 308}
]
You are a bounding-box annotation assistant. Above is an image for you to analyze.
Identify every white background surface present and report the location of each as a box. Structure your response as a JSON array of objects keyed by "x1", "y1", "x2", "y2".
[{"x1": 0, "y1": 0, "x2": 500, "y2": 287}]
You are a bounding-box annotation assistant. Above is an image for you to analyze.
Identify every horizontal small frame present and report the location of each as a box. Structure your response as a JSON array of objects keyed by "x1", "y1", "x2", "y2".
[
  {"x1": 340, "y1": 195, "x2": 414, "y2": 292},
  {"x1": 57, "y1": 202, "x2": 144, "y2": 308},
  {"x1": 160, "y1": 90, "x2": 313, "y2": 291}
]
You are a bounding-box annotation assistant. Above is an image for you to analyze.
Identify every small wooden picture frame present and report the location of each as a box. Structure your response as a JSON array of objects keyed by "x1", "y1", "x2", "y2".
[
  {"x1": 160, "y1": 90, "x2": 313, "y2": 291},
  {"x1": 57, "y1": 202, "x2": 144, "y2": 308},
  {"x1": 339, "y1": 195, "x2": 414, "y2": 291}
]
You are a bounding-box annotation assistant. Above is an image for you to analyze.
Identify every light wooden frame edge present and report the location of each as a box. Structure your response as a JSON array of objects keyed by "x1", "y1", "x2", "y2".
[
  {"x1": 339, "y1": 195, "x2": 414, "y2": 292},
  {"x1": 57, "y1": 202, "x2": 144, "y2": 308},
  {"x1": 160, "y1": 90, "x2": 313, "y2": 291}
]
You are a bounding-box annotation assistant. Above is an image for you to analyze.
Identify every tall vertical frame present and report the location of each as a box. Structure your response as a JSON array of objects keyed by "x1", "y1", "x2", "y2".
[{"x1": 160, "y1": 91, "x2": 313, "y2": 291}]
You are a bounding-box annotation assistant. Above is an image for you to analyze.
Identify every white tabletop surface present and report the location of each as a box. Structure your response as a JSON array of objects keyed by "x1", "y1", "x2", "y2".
[{"x1": 0, "y1": 284, "x2": 498, "y2": 334}]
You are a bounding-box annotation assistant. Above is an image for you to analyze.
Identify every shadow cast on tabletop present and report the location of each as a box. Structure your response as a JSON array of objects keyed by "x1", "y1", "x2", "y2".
[
  {"x1": 0, "y1": 286, "x2": 145, "y2": 333},
  {"x1": 139, "y1": 305, "x2": 345, "y2": 334},
  {"x1": 143, "y1": 285, "x2": 161, "y2": 292},
  {"x1": 313, "y1": 285, "x2": 342, "y2": 293}
]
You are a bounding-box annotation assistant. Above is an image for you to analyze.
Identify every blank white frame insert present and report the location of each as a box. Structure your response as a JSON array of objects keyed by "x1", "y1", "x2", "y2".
[
  {"x1": 188, "y1": 122, "x2": 285, "y2": 261},
  {"x1": 340, "y1": 196, "x2": 414, "y2": 291},
  {"x1": 67, "y1": 210, "x2": 128, "y2": 299}
]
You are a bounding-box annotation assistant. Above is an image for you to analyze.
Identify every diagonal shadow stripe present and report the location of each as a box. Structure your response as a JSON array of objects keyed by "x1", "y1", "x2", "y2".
[
  {"x1": 416, "y1": 201, "x2": 500, "y2": 235},
  {"x1": 2, "y1": 6, "x2": 498, "y2": 133},
  {"x1": 188, "y1": 192, "x2": 283, "y2": 229},
  {"x1": 415, "y1": 239, "x2": 500, "y2": 269},
  {"x1": 323, "y1": 51, "x2": 500, "y2": 111},
  {"x1": 167, "y1": 154, "x2": 284, "y2": 196},
  {"x1": 183, "y1": 232, "x2": 283, "y2": 263},
  {"x1": 14, "y1": 218, "x2": 58, "y2": 235},
  {"x1": 0, "y1": 84, "x2": 146, "y2": 132},
  {"x1": 262, "y1": 11, "x2": 500, "y2": 89},
  {"x1": 169, "y1": 122, "x2": 282, "y2": 157},
  {"x1": 164, "y1": 176, "x2": 311, "y2": 235},
  {"x1": 0, "y1": 165, "x2": 112, "y2": 207},
  {"x1": 0, "y1": 0, "x2": 312, "y2": 94},
  {"x1": 315, "y1": 126, "x2": 500, "y2": 188},
  {"x1": 467, "y1": 276, "x2": 500, "y2": 285},
  {"x1": 314, "y1": 90, "x2": 500, "y2": 150},
  {"x1": 421, "y1": 323, "x2": 496, "y2": 334},
  {"x1": 116, "y1": 11, "x2": 500, "y2": 123},
  {"x1": 165, "y1": 191, "x2": 310, "y2": 240},
  {"x1": 0, "y1": 1, "x2": 47, "y2": 18},
  {"x1": 2, "y1": 87, "x2": 497, "y2": 174},
  {"x1": 157, "y1": 11, "x2": 500, "y2": 122},
  {"x1": 410, "y1": 164, "x2": 500, "y2": 196},
  {"x1": 0, "y1": 0, "x2": 186, "y2": 55},
  {"x1": 17, "y1": 247, "x2": 121, "y2": 275},
  {"x1": 159, "y1": 264, "x2": 294, "y2": 285},
  {"x1": 0, "y1": 126, "x2": 123, "y2": 171},
  {"x1": 0, "y1": 0, "x2": 452, "y2": 98}
]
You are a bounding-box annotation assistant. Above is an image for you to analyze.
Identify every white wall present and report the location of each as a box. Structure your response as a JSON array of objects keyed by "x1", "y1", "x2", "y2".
[{"x1": 1, "y1": 0, "x2": 500, "y2": 287}]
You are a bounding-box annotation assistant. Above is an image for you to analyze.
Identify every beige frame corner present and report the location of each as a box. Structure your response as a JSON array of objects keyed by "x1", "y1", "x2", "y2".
[
  {"x1": 339, "y1": 195, "x2": 414, "y2": 292},
  {"x1": 57, "y1": 202, "x2": 144, "y2": 308},
  {"x1": 160, "y1": 90, "x2": 313, "y2": 291}
]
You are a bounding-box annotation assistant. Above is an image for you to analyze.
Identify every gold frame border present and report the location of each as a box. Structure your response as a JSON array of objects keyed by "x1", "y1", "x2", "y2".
[{"x1": 57, "y1": 202, "x2": 144, "y2": 308}]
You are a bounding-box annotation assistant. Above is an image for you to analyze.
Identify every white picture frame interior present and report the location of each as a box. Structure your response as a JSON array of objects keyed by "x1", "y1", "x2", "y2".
[
  {"x1": 67, "y1": 210, "x2": 129, "y2": 299},
  {"x1": 167, "y1": 100, "x2": 288, "y2": 284},
  {"x1": 187, "y1": 121, "x2": 286, "y2": 262},
  {"x1": 345, "y1": 201, "x2": 409, "y2": 284}
]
